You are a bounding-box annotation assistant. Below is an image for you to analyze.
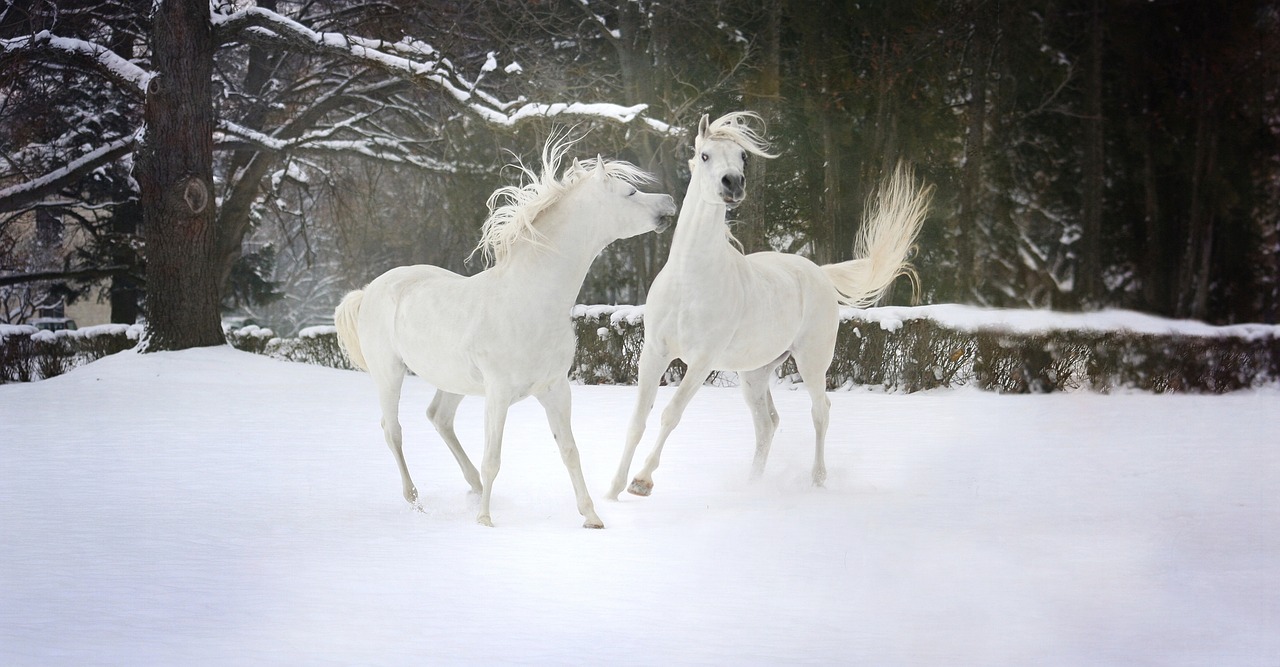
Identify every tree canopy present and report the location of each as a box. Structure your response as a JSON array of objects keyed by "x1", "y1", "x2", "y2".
[{"x1": 2, "y1": 0, "x2": 1278, "y2": 345}]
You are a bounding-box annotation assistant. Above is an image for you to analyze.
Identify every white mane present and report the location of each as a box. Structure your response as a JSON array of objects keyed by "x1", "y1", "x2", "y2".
[
  {"x1": 474, "y1": 133, "x2": 655, "y2": 266},
  {"x1": 702, "y1": 111, "x2": 778, "y2": 159}
]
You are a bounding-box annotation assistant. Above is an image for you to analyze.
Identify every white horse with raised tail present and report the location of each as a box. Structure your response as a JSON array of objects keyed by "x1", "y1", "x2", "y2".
[
  {"x1": 336, "y1": 135, "x2": 676, "y2": 527},
  {"x1": 609, "y1": 111, "x2": 932, "y2": 499}
]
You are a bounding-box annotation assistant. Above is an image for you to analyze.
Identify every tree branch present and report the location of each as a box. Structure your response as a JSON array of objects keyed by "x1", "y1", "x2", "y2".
[
  {"x1": 211, "y1": 6, "x2": 676, "y2": 134},
  {"x1": 0, "y1": 133, "x2": 139, "y2": 213},
  {"x1": 0, "y1": 266, "x2": 133, "y2": 288},
  {"x1": 0, "y1": 31, "x2": 152, "y2": 99}
]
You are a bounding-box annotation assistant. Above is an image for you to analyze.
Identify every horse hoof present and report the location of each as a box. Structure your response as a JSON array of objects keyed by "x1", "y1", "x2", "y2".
[
  {"x1": 627, "y1": 478, "x2": 653, "y2": 496},
  {"x1": 404, "y1": 488, "x2": 419, "y2": 504},
  {"x1": 476, "y1": 514, "x2": 494, "y2": 527},
  {"x1": 583, "y1": 518, "x2": 605, "y2": 529}
]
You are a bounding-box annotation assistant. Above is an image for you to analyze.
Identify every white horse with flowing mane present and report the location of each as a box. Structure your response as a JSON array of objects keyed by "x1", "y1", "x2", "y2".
[
  {"x1": 336, "y1": 135, "x2": 676, "y2": 527},
  {"x1": 609, "y1": 111, "x2": 932, "y2": 499}
]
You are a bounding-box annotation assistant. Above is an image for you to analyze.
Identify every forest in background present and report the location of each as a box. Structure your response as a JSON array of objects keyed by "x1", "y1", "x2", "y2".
[{"x1": 3, "y1": 0, "x2": 1279, "y2": 338}]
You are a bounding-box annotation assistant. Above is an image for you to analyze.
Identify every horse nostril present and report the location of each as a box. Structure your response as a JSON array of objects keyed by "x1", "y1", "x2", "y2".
[{"x1": 722, "y1": 174, "x2": 744, "y2": 195}]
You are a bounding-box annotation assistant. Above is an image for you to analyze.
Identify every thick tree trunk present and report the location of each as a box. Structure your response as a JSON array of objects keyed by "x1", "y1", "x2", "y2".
[{"x1": 137, "y1": 0, "x2": 223, "y2": 350}]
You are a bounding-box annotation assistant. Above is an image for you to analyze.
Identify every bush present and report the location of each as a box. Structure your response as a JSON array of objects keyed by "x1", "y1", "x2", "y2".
[
  {"x1": 1, "y1": 324, "x2": 141, "y2": 383},
  {"x1": 5, "y1": 306, "x2": 1279, "y2": 393}
]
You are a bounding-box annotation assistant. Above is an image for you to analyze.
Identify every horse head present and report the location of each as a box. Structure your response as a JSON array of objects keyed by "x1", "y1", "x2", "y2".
[
  {"x1": 570, "y1": 156, "x2": 677, "y2": 240},
  {"x1": 691, "y1": 111, "x2": 776, "y2": 209}
]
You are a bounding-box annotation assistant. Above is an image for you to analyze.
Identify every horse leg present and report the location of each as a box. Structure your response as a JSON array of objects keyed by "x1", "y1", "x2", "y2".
[
  {"x1": 426, "y1": 390, "x2": 482, "y2": 494},
  {"x1": 793, "y1": 353, "x2": 832, "y2": 487},
  {"x1": 373, "y1": 368, "x2": 418, "y2": 505},
  {"x1": 608, "y1": 345, "x2": 672, "y2": 499},
  {"x1": 629, "y1": 363, "x2": 715, "y2": 496},
  {"x1": 536, "y1": 378, "x2": 604, "y2": 528},
  {"x1": 476, "y1": 390, "x2": 514, "y2": 527},
  {"x1": 740, "y1": 357, "x2": 785, "y2": 479}
]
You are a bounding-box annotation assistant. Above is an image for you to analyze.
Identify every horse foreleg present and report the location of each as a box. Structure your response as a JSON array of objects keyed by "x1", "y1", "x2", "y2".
[
  {"x1": 608, "y1": 346, "x2": 671, "y2": 499},
  {"x1": 536, "y1": 379, "x2": 604, "y2": 529},
  {"x1": 476, "y1": 391, "x2": 513, "y2": 527},
  {"x1": 375, "y1": 372, "x2": 418, "y2": 505},
  {"x1": 629, "y1": 363, "x2": 715, "y2": 496},
  {"x1": 426, "y1": 390, "x2": 482, "y2": 493}
]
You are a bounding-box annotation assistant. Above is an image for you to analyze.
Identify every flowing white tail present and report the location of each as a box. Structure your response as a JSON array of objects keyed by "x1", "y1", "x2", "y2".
[
  {"x1": 334, "y1": 290, "x2": 367, "y2": 371},
  {"x1": 821, "y1": 163, "x2": 933, "y2": 307}
]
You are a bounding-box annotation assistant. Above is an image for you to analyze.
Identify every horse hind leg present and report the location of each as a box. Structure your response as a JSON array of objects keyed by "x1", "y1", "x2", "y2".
[
  {"x1": 740, "y1": 358, "x2": 785, "y2": 479},
  {"x1": 792, "y1": 353, "x2": 832, "y2": 487},
  {"x1": 373, "y1": 366, "x2": 419, "y2": 505},
  {"x1": 426, "y1": 390, "x2": 482, "y2": 494}
]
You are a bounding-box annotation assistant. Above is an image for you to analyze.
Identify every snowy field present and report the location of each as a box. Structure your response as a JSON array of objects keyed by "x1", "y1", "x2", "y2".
[{"x1": 1, "y1": 346, "x2": 1277, "y2": 665}]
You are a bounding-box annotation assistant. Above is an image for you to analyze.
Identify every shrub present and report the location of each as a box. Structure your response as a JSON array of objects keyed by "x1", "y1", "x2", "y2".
[{"x1": 5, "y1": 307, "x2": 1278, "y2": 393}]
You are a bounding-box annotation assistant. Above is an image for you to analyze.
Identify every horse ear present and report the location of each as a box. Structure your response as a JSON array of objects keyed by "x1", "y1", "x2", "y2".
[
  {"x1": 593, "y1": 154, "x2": 605, "y2": 175},
  {"x1": 697, "y1": 114, "x2": 710, "y2": 140},
  {"x1": 573, "y1": 157, "x2": 583, "y2": 173}
]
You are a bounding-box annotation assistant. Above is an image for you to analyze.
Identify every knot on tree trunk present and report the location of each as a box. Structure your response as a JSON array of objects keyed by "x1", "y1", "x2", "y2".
[{"x1": 180, "y1": 176, "x2": 210, "y2": 215}]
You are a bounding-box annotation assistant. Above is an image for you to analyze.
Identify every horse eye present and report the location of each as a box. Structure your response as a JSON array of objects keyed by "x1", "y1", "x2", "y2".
[
  {"x1": 741, "y1": 151, "x2": 747, "y2": 162},
  {"x1": 700, "y1": 153, "x2": 709, "y2": 162},
  {"x1": 627, "y1": 188, "x2": 637, "y2": 197}
]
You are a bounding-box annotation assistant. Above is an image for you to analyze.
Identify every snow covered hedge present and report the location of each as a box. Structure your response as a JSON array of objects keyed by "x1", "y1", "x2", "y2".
[
  {"x1": 0, "y1": 323, "x2": 142, "y2": 383},
  {"x1": 5, "y1": 306, "x2": 1279, "y2": 392},
  {"x1": 571, "y1": 304, "x2": 1280, "y2": 394}
]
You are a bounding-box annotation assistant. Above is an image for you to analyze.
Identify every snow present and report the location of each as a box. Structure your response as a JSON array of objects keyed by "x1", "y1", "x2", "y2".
[
  {"x1": 851, "y1": 304, "x2": 1280, "y2": 341},
  {"x1": 572, "y1": 302, "x2": 1280, "y2": 341},
  {"x1": 0, "y1": 31, "x2": 153, "y2": 94},
  {"x1": 215, "y1": 6, "x2": 675, "y2": 134},
  {"x1": 1, "y1": 347, "x2": 1277, "y2": 665}
]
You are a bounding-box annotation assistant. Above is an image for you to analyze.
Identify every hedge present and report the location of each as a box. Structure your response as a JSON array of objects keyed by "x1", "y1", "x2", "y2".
[{"x1": 4, "y1": 306, "x2": 1279, "y2": 394}]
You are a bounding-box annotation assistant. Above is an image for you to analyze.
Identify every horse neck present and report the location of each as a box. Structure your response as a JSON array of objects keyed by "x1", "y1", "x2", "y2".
[
  {"x1": 667, "y1": 176, "x2": 738, "y2": 269},
  {"x1": 493, "y1": 204, "x2": 605, "y2": 310}
]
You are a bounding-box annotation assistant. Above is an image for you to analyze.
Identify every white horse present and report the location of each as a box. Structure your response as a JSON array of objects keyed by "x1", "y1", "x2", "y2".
[
  {"x1": 336, "y1": 135, "x2": 676, "y2": 527},
  {"x1": 608, "y1": 112, "x2": 931, "y2": 499}
]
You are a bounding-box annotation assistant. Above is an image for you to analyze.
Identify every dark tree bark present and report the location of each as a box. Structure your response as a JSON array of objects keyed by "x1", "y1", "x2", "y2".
[
  {"x1": 957, "y1": 20, "x2": 990, "y2": 302},
  {"x1": 136, "y1": 0, "x2": 223, "y2": 350},
  {"x1": 1079, "y1": 0, "x2": 1105, "y2": 306}
]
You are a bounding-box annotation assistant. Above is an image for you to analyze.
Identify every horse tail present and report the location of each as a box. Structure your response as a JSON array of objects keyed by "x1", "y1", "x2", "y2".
[
  {"x1": 334, "y1": 290, "x2": 369, "y2": 371},
  {"x1": 821, "y1": 162, "x2": 932, "y2": 307}
]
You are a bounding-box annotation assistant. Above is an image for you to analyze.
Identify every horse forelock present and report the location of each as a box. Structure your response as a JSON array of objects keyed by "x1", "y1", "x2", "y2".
[
  {"x1": 472, "y1": 133, "x2": 653, "y2": 267},
  {"x1": 701, "y1": 111, "x2": 777, "y2": 159}
]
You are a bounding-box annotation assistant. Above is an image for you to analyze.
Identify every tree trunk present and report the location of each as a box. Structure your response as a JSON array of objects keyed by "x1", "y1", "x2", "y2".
[
  {"x1": 957, "y1": 21, "x2": 989, "y2": 302},
  {"x1": 1079, "y1": 0, "x2": 1105, "y2": 307},
  {"x1": 136, "y1": 0, "x2": 223, "y2": 350},
  {"x1": 1140, "y1": 120, "x2": 1167, "y2": 315},
  {"x1": 737, "y1": 0, "x2": 780, "y2": 255}
]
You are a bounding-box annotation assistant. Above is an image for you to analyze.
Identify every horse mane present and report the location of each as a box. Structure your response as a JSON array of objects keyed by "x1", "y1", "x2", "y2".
[
  {"x1": 472, "y1": 132, "x2": 655, "y2": 266},
  {"x1": 702, "y1": 111, "x2": 779, "y2": 159}
]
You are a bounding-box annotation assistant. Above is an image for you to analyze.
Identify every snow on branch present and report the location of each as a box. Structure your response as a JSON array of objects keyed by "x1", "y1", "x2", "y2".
[
  {"x1": 214, "y1": 120, "x2": 464, "y2": 173},
  {"x1": 0, "y1": 31, "x2": 153, "y2": 98},
  {"x1": 0, "y1": 133, "x2": 139, "y2": 213},
  {"x1": 212, "y1": 6, "x2": 676, "y2": 135}
]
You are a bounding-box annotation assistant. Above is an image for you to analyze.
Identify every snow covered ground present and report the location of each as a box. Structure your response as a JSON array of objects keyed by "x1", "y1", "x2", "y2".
[{"x1": 1, "y1": 347, "x2": 1277, "y2": 665}]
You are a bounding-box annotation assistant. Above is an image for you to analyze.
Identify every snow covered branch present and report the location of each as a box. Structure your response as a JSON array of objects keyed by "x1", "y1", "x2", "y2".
[
  {"x1": 211, "y1": 6, "x2": 676, "y2": 134},
  {"x1": 0, "y1": 31, "x2": 152, "y2": 98},
  {"x1": 0, "y1": 134, "x2": 138, "y2": 213}
]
